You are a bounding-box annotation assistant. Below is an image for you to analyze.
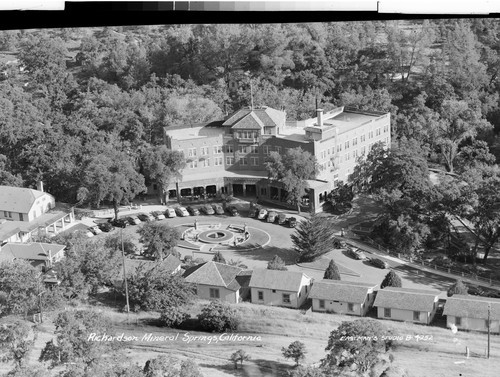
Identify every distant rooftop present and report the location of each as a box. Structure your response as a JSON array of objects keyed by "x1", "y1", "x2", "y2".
[{"x1": 223, "y1": 106, "x2": 286, "y2": 129}]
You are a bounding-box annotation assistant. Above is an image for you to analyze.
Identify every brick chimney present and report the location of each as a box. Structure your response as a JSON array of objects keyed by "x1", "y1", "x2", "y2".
[
  {"x1": 316, "y1": 108, "x2": 323, "y2": 127},
  {"x1": 36, "y1": 181, "x2": 44, "y2": 192}
]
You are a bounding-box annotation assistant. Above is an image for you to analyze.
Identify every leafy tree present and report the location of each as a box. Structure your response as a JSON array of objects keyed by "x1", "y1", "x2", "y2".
[
  {"x1": 0, "y1": 260, "x2": 41, "y2": 318},
  {"x1": 137, "y1": 222, "x2": 181, "y2": 260},
  {"x1": 0, "y1": 154, "x2": 23, "y2": 186},
  {"x1": 55, "y1": 238, "x2": 122, "y2": 296},
  {"x1": 159, "y1": 306, "x2": 191, "y2": 328},
  {"x1": 436, "y1": 99, "x2": 492, "y2": 173},
  {"x1": 322, "y1": 319, "x2": 394, "y2": 376},
  {"x1": 329, "y1": 182, "x2": 354, "y2": 212},
  {"x1": 265, "y1": 147, "x2": 319, "y2": 213},
  {"x1": 212, "y1": 251, "x2": 226, "y2": 264},
  {"x1": 143, "y1": 356, "x2": 175, "y2": 377},
  {"x1": 373, "y1": 214, "x2": 430, "y2": 257},
  {"x1": 103, "y1": 233, "x2": 138, "y2": 256},
  {"x1": 291, "y1": 214, "x2": 331, "y2": 262},
  {"x1": 380, "y1": 270, "x2": 402, "y2": 289},
  {"x1": 140, "y1": 146, "x2": 185, "y2": 203},
  {"x1": 447, "y1": 279, "x2": 468, "y2": 297},
  {"x1": 281, "y1": 341, "x2": 307, "y2": 366},
  {"x1": 39, "y1": 310, "x2": 111, "y2": 368},
  {"x1": 323, "y1": 260, "x2": 341, "y2": 280},
  {"x1": 79, "y1": 147, "x2": 146, "y2": 220},
  {"x1": 198, "y1": 300, "x2": 239, "y2": 332},
  {"x1": 0, "y1": 320, "x2": 37, "y2": 368},
  {"x1": 119, "y1": 264, "x2": 193, "y2": 312},
  {"x1": 385, "y1": 20, "x2": 435, "y2": 85},
  {"x1": 230, "y1": 349, "x2": 250, "y2": 370},
  {"x1": 267, "y1": 255, "x2": 288, "y2": 271}
]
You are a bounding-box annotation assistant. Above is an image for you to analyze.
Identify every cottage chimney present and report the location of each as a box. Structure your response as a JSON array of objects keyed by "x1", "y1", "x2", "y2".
[
  {"x1": 316, "y1": 108, "x2": 324, "y2": 127},
  {"x1": 36, "y1": 181, "x2": 44, "y2": 192}
]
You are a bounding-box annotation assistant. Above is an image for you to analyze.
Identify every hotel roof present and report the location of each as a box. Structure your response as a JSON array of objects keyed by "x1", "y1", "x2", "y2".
[{"x1": 374, "y1": 287, "x2": 440, "y2": 312}]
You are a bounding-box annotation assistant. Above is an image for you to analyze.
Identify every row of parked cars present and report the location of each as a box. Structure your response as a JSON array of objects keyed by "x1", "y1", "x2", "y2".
[
  {"x1": 248, "y1": 205, "x2": 297, "y2": 228},
  {"x1": 344, "y1": 244, "x2": 390, "y2": 269}
]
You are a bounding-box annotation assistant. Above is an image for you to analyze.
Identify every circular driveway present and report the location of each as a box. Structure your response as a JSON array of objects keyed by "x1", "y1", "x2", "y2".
[{"x1": 197, "y1": 229, "x2": 234, "y2": 244}]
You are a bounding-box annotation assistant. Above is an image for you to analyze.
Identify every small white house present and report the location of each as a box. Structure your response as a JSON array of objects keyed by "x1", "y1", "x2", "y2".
[
  {"x1": 309, "y1": 280, "x2": 378, "y2": 316},
  {"x1": 443, "y1": 294, "x2": 500, "y2": 334},
  {"x1": 183, "y1": 261, "x2": 250, "y2": 304},
  {"x1": 374, "y1": 287, "x2": 440, "y2": 325},
  {"x1": 248, "y1": 269, "x2": 312, "y2": 308}
]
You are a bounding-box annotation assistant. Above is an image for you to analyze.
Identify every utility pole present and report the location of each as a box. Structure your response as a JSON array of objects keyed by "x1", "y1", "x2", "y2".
[
  {"x1": 121, "y1": 228, "x2": 130, "y2": 324},
  {"x1": 487, "y1": 303, "x2": 491, "y2": 358}
]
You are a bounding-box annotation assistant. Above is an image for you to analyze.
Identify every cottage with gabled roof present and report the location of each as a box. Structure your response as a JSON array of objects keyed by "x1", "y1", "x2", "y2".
[
  {"x1": 183, "y1": 261, "x2": 250, "y2": 303},
  {"x1": 248, "y1": 269, "x2": 312, "y2": 308},
  {"x1": 309, "y1": 280, "x2": 378, "y2": 316},
  {"x1": 0, "y1": 184, "x2": 55, "y2": 223},
  {"x1": 0, "y1": 184, "x2": 74, "y2": 245},
  {"x1": 374, "y1": 287, "x2": 441, "y2": 325},
  {"x1": 0, "y1": 242, "x2": 65, "y2": 269},
  {"x1": 443, "y1": 294, "x2": 500, "y2": 334}
]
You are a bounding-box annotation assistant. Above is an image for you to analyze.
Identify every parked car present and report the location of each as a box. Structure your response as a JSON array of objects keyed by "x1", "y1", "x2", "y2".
[
  {"x1": 346, "y1": 247, "x2": 367, "y2": 260},
  {"x1": 97, "y1": 222, "x2": 114, "y2": 232},
  {"x1": 287, "y1": 217, "x2": 297, "y2": 228},
  {"x1": 164, "y1": 207, "x2": 177, "y2": 218},
  {"x1": 332, "y1": 237, "x2": 347, "y2": 249},
  {"x1": 88, "y1": 225, "x2": 102, "y2": 236},
  {"x1": 368, "y1": 257, "x2": 390, "y2": 269},
  {"x1": 249, "y1": 205, "x2": 260, "y2": 218},
  {"x1": 137, "y1": 213, "x2": 154, "y2": 222},
  {"x1": 267, "y1": 211, "x2": 278, "y2": 223},
  {"x1": 175, "y1": 207, "x2": 190, "y2": 217},
  {"x1": 126, "y1": 216, "x2": 141, "y2": 225},
  {"x1": 109, "y1": 218, "x2": 128, "y2": 228},
  {"x1": 186, "y1": 206, "x2": 200, "y2": 216},
  {"x1": 212, "y1": 203, "x2": 225, "y2": 215},
  {"x1": 151, "y1": 211, "x2": 165, "y2": 220},
  {"x1": 226, "y1": 205, "x2": 239, "y2": 216},
  {"x1": 200, "y1": 204, "x2": 215, "y2": 215},
  {"x1": 278, "y1": 213, "x2": 287, "y2": 225},
  {"x1": 257, "y1": 208, "x2": 268, "y2": 220}
]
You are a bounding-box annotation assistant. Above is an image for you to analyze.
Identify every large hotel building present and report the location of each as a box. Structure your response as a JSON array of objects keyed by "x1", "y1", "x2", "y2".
[{"x1": 158, "y1": 106, "x2": 390, "y2": 213}]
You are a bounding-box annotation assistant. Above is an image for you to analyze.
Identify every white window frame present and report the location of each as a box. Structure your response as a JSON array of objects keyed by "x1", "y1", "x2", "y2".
[
  {"x1": 213, "y1": 145, "x2": 223, "y2": 154},
  {"x1": 188, "y1": 148, "x2": 197, "y2": 157},
  {"x1": 250, "y1": 157, "x2": 259, "y2": 166},
  {"x1": 226, "y1": 156, "x2": 234, "y2": 165},
  {"x1": 214, "y1": 157, "x2": 223, "y2": 166},
  {"x1": 282, "y1": 293, "x2": 291, "y2": 304}
]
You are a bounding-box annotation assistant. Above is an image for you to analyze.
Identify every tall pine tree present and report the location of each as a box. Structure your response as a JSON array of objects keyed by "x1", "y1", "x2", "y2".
[
  {"x1": 324, "y1": 259, "x2": 341, "y2": 280},
  {"x1": 291, "y1": 214, "x2": 331, "y2": 262},
  {"x1": 212, "y1": 251, "x2": 226, "y2": 264}
]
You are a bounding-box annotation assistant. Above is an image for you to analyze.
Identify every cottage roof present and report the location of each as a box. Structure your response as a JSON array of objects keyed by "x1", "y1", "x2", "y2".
[
  {"x1": 114, "y1": 254, "x2": 182, "y2": 282},
  {"x1": 248, "y1": 269, "x2": 309, "y2": 292},
  {"x1": 443, "y1": 295, "x2": 500, "y2": 321},
  {"x1": 183, "y1": 261, "x2": 243, "y2": 292},
  {"x1": 0, "y1": 242, "x2": 65, "y2": 261},
  {"x1": 374, "y1": 287, "x2": 439, "y2": 312},
  {"x1": 309, "y1": 280, "x2": 377, "y2": 303},
  {"x1": 0, "y1": 185, "x2": 50, "y2": 214},
  {"x1": 223, "y1": 106, "x2": 285, "y2": 129}
]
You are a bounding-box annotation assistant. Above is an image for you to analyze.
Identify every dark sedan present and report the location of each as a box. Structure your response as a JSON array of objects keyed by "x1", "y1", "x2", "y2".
[
  {"x1": 187, "y1": 206, "x2": 200, "y2": 216},
  {"x1": 226, "y1": 205, "x2": 239, "y2": 216},
  {"x1": 109, "y1": 218, "x2": 128, "y2": 228}
]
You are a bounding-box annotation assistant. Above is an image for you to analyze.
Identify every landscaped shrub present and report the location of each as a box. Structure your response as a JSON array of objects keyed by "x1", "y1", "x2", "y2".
[
  {"x1": 198, "y1": 300, "x2": 239, "y2": 332},
  {"x1": 159, "y1": 306, "x2": 191, "y2": 328},
  {"x1": 380, "y1": 270, "x2": 402, "y2": 289}
]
